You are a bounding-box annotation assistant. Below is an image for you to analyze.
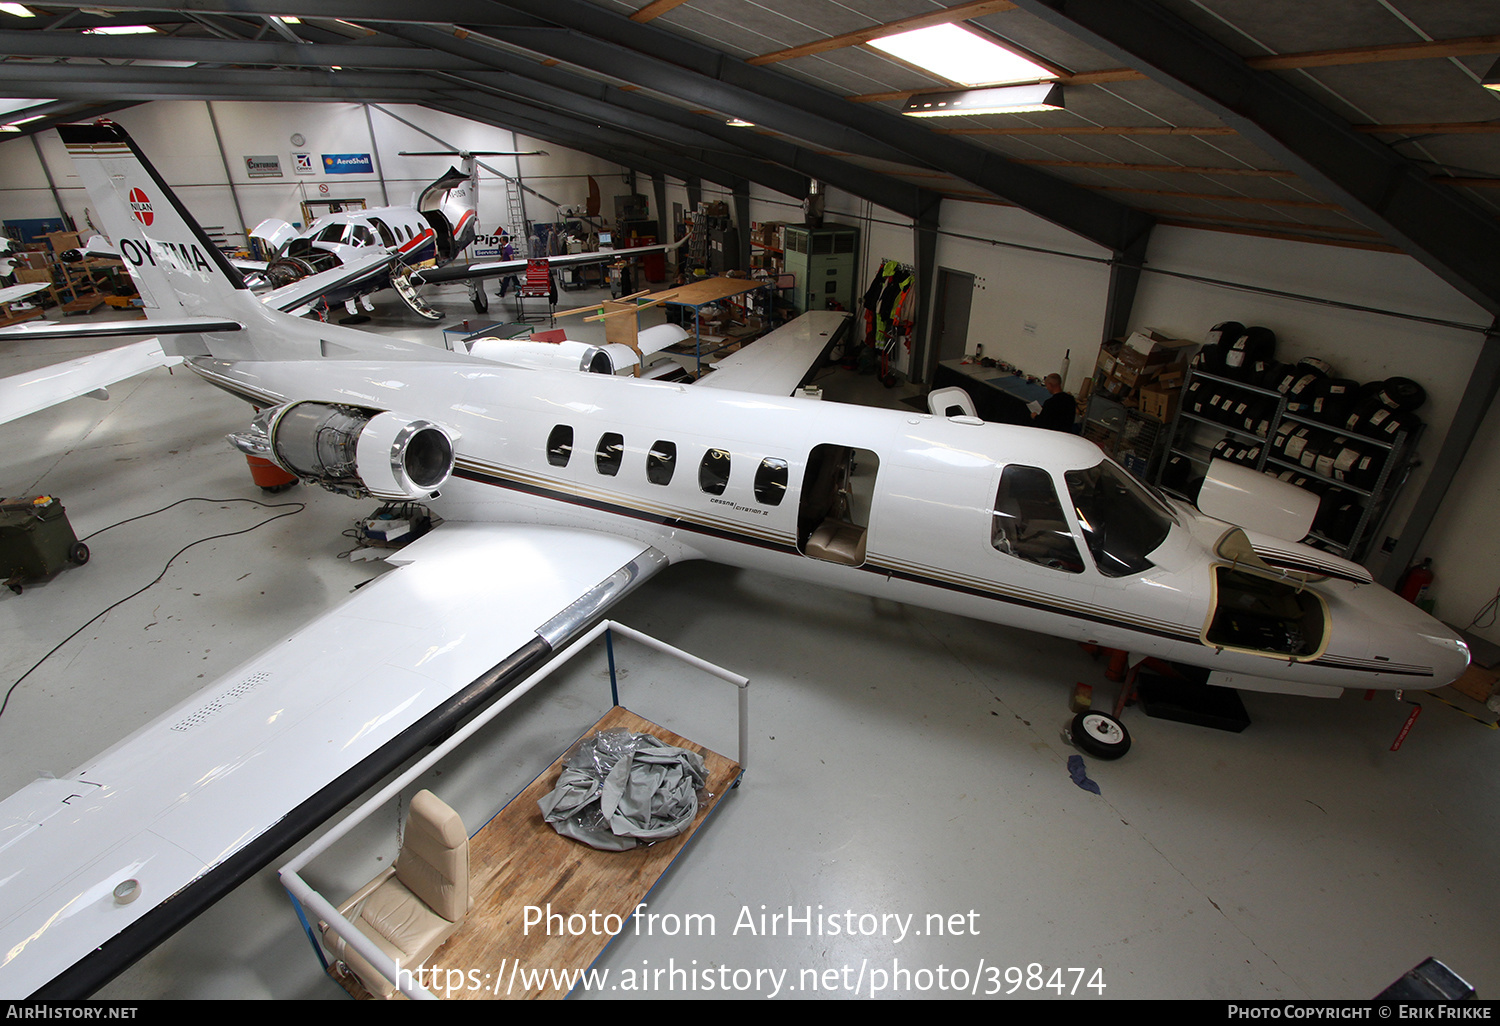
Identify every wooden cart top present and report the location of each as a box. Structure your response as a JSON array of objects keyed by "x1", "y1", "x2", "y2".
[
  {"x1": 332, "y1": 705, "x2": 741, "y2": 1000},
  {"x1": 660, "y1": 275, "x2": 768, "y2": 308}
]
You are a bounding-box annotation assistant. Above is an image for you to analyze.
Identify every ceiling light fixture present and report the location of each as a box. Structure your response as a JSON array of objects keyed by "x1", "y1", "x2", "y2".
[
  {"x1": 1483, "y1": 57, "x2": 1500, "y2": 93},
  {"x1": 0, "y1": 4, "x2": 37, "y2": 17},
  {"x1": 725, "y1": 118, "x2": 754, "y2": 127},
  {"x1": 82, "y1": 24, "x2": 158, "y2": 35},
  {"x1": 901, "y1": 83, "x2": 1065, "y2": 117}
]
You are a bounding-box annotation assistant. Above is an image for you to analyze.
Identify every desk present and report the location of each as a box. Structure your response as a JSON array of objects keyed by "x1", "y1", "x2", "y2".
[{"x1": 934, "y1": 360, "x2": 1052, "y2": 425}]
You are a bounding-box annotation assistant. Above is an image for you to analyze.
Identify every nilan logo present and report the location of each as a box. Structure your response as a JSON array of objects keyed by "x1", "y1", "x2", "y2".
[{"x1": 129, "y1": 187, "x2": 153, "y2": 227}]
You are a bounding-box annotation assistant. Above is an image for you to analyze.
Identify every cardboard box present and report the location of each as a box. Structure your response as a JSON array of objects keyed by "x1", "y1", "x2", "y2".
[
  {"x1": 1450, "y1": 663, "x2": 1498, "y2": 703},
  {"x1": 1139, "y1": 385, "x2": 1180, "y2": 424},
  {"x1": 1119, "y1": 331, "x2": 1198, "y2": 370}
]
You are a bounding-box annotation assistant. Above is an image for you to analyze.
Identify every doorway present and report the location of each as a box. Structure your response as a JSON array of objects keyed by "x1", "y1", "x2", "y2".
[{"x1": 925, "y1": 268, "x2": 975, "y2": 381}]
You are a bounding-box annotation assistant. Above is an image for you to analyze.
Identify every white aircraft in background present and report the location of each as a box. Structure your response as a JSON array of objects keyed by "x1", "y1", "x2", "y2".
[
  {"x1": 246, "y1": 150, "x2": 686, "y2": 322},
  {"x1": 0, "y1": 122, "x2": 1470, "y2": 999}
]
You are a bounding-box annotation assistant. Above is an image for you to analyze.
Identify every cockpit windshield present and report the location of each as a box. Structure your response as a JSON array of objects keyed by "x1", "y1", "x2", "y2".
[{"x1": 1064, "y1": 460, "x2": 1175, "y2": 578}]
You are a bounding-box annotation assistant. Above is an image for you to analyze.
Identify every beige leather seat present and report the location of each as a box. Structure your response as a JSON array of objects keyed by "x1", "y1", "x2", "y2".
[
  {"x1": 805, "y1": 518, "x2": 867, "y2": 566},
  {"x1": 322, "y1": 789, "x2": 471, "y2": 999}
]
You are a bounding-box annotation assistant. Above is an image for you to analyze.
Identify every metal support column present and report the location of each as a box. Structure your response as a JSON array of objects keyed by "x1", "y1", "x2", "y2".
[
  {"x1": 909, "y1": 199, "x2": 942, "y2": 385},
  {"x1": 732, "y1": 178, "x2": 750, "y2": 272},
  {"x1": 361, "y1": 103, "x2": 391, "y2": 207},
  {"x1": 203, "y1": 101, "x2": 250, "y2": 248},
  {"x1": 1101, "y1": 225, "x2": 1154, "y2": 347}
]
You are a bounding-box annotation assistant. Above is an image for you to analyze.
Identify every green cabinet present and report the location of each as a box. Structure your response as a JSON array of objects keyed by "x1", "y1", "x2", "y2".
[{"x1": 782, "y1": 224, "x2": 860, "y2": 314}]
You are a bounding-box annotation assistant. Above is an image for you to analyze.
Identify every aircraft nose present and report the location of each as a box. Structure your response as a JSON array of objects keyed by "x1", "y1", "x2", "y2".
[{"x1": 1422, "y1": 624, "x2": 1471, "y2": 689}]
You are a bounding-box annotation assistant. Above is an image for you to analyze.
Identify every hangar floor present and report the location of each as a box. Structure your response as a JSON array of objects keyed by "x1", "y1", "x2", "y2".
[{"x1": 1, "y1": 281, "x2": 1496, "y2": 1001}]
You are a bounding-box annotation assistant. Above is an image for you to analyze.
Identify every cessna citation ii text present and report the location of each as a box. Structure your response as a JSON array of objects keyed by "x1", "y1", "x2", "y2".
[{"x1": 0, "y1": 123, "x2": 1469, "y2": 999}]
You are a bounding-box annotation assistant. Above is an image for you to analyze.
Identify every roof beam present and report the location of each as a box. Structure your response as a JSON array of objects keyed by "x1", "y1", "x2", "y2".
[
  {"x1": 0, "y1": 29, "x2": 496, "y2": 70},
  {"x1": 629, "y1": 0, "x2": 690, "y2": 22},
  {"x1": 471, "y1": 0, "x2": 1153, "y2": 253},
  {"x1": 1009, "y1": 0, "x2": 1500, "y2": 317},
  {"x1": 373, "y1": 22, "x2": 940, "y2": 219}
]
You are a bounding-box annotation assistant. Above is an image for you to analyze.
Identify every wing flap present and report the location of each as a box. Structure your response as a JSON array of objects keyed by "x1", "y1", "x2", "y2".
[{"x1": 0, "y1": 522, "x2": 666, "y2": 997}]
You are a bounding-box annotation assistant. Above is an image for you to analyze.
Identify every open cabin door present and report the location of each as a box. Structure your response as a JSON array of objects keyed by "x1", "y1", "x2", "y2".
[{"x1": 797, "y1": 444, "x2": 879, "y2": 567}]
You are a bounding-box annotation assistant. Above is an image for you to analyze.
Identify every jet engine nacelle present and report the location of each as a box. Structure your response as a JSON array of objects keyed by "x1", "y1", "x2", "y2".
[
  {"x1": 230, "y1": 401, "x2": 456, "y2": 500},
  {"x1": 467, "y1": 337, "x2": 640, "y2": 375}
]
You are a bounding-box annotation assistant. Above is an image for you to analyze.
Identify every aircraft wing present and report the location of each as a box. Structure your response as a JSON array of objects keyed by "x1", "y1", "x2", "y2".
[
  {"x1": 0, "y1": 282, "x2": 51, "y2": 306},
  {"x1": 0, "y1": 522, "x2": 667, "y2": 998},
  {"x1": 695, "y1": 310, "x2": 850, "y2": 396},
  {"x1": 261, "y1": 249, "x2": 395, "y2": 314},
  {"x1": 0, "y1": 339, "x2": 182, "y2": 425},
  {"x1": 412, "y1": 234, "x2": 690, "y2": 286}
]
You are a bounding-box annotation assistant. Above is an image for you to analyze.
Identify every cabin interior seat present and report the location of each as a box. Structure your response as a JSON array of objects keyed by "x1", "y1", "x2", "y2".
[
  {"x1": 805, "y1": 518, "x2": 867, "y2": 566},
  {"x1": 321, "y1": 789, "x2": 472, "y2": 998}
]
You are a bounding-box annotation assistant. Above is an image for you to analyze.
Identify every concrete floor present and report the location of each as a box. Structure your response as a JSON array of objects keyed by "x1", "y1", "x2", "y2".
[{"x1": 2, "y1": 282, "x2": 1497, "y2": 1001}]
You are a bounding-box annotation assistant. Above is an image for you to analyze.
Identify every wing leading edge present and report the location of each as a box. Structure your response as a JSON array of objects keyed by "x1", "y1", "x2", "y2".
[{"x1": 0, "y1": 522, "x2": 667, "y2": 998}]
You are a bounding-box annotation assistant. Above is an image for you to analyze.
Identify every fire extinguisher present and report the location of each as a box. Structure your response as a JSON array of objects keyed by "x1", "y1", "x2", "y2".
[{"x1": 1397, "y1": 558, "x2": 1434, "y2": 605}]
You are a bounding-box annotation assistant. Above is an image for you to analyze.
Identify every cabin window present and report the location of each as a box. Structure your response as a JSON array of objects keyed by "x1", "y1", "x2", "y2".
[
  {"x1": 754, "y1": 458, "x2": 789, "y2": 506},
  {"x1": 797, "y1": 444, "x2": 878, "y2": 567},
  {"x1": 367, "y1": 217, "x2": 397, "y2": 247},
  {"x1": 699, "y1": 448, "x2": 731, "y2": 495},
  {"x1": 546, "y1": 425, "x2": 573, "y2": 467},
  {"x1": 350, "y1": 224, "x2": 376, "y2": 247},
  {"x1": 1064, "y1": 461, "x2": 1172, "y2": 578},
  {"x1": 992, "y1": 465, "x2": 1084, "y2": 574},
  {"x1": 596, "y1": 433, "x2": 625, "y2": 476},
  {"x1": 647, "y1": 440, "x2": 676, "y2": 485}
]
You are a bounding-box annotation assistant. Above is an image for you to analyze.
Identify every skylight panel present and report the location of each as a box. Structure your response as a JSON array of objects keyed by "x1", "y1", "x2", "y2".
[{"x1": 868, "y1": 23, "x2": 1055, "y2": 87}]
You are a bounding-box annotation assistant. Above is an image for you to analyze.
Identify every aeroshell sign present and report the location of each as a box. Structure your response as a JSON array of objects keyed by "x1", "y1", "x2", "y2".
[{"x1": 322, "y1": 153, "x2": 374, "y2": 175}]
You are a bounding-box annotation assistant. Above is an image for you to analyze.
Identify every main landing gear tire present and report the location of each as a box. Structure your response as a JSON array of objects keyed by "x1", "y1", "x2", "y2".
[
  {"x1": 1070, "y1": 711, "x2": 1131, "y2": 760},
  {"x1": 472, "y1": 290, "x2": 488, "y2": 315}
]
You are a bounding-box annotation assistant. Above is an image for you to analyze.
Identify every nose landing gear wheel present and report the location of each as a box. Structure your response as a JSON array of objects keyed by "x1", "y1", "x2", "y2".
[{"x1": 1070, "y1": 711, "x2": 1131, "y2": 760}]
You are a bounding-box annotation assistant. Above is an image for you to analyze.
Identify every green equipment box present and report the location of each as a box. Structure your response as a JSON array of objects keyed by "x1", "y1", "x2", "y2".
[{"x1": 1, "y1": 495, "x2": 89, "y2": 594}]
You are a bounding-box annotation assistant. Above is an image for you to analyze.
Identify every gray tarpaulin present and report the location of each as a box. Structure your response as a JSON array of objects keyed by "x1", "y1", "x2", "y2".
[{"x1": 538, "y1": 728, "x2": 709, "y2": 851}]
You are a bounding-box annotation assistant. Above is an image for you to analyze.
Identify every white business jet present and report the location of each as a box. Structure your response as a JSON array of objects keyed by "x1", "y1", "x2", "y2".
[{"x1": 0, "y1": 123, "x2": 1468, "y2": 999}]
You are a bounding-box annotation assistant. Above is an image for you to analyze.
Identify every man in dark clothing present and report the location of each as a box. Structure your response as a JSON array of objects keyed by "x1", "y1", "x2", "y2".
[{"x1": 1032, "y1": 373, "x2": 1077, "y2": 432}]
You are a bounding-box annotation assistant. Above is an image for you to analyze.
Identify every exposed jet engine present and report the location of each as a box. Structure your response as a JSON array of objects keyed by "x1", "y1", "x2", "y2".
[{"x1": 229, "y1": 401, "x2": 456, "y2": 500}]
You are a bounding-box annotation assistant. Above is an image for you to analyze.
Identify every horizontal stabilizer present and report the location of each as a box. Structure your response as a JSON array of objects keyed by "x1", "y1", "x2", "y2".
[
  {"x1": 0, "y1": 339, "x2": 181, "y2": 425},
  {"x1": 0, "y1": 317, "x2": 242, "y2": 341}
]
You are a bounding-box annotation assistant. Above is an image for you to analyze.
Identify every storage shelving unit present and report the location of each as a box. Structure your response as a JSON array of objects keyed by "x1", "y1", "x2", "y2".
[
  {"x1": 1083, "y1": 395, "x2": 1171, "y2": 484},
  {"x1": 1155, "y1": 368, "x2": 1417, "y2": 561}
]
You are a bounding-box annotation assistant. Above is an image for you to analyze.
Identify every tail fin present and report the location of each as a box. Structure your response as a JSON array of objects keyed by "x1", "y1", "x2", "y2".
[{"x1": 58, "y1": 123, "x2": 259, "y2": 323}]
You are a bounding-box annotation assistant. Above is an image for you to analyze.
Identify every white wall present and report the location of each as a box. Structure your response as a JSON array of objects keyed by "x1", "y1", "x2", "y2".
[{"x1": 0, "y1": 100, "x2": 637, "y2": 250}]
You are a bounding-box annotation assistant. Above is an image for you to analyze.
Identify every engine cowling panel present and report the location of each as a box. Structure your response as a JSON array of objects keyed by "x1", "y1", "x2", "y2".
[{"x1": 230, "y1": 401, "x2": 455, "y2": 500}]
